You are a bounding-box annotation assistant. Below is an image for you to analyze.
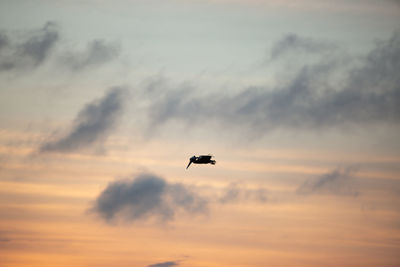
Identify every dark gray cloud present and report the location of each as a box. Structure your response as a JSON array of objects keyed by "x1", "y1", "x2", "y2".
[
  {"x1": 296, "y1": 167, "x2": 359, "y2": 196},
  {"x1": 90, "y1": 174, "x2": 208, "y2": 224},
  {"x1": 144, "y1": 31, "x2": 400, "y2": 135},
  {"x1": 148, "y1": 261, "x2": 179, "y2": 267},
  {"x1": 268, "y1": 33, "x2": 338, "y2": 61},
  {"x1": 40, "y1": 87, "x2": 126, "y2": 153},
  {"x1": 60, "y1": 39, "x2": 120, "y2": 70},
  {"x1": 90, "y1": 172, "x2": 272, "y2": 225},
  {"x1": 219, "y1": 183, "x2": 268, "y2": 204},
  {"x1": 0, "y1": 21, "x2": 59, "y2": 72}
]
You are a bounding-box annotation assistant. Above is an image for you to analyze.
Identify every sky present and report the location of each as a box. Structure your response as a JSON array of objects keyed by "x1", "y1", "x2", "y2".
[{"x1": 0, "y1": 0, "x2": 399, "y2": 266}]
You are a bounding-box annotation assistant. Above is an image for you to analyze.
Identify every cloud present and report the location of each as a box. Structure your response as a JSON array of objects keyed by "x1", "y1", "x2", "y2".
[
  {"x1": 296, "y1": 167, "x2": 359, "y2": 196},
  {"x1": 20, "y1": 22, "x2": 59, "y2": 66},
  {"x1": 0, "y1": 22, "x2": 120, "y2": 74},
  {"x1": 39, "y1": 87, "x2": 127, "y2": 153},
  {"x1": 268, "y1": 33, "x2": 337, "y2": 61},
  {"x1": 0, "y1": 237, "x2": 11, "y2": 243},
  {"x1": 0, "y1": 33, "x2": 9, "y2": 51},
  {"x1": 143, "y1": 31, "x2": 400, "y2": 135},
  {"x1": 148, "y1": 261, "x2": 179, "y2": 267},
  {"x1": 0, "y1": 21, "x2": 59, "y2": 72},
  {"x1": 90, "y1": 172, "x2": 272, "y2": 225},
  {"x1": 90, "y1": 174, "x2": 208, "y2": 224},
  {"x1": 60, "y1": 39, "x2": 120, "y2": 70},
  {"x1": 219, "y1": 182, "x2": 268, "y2": 204}
]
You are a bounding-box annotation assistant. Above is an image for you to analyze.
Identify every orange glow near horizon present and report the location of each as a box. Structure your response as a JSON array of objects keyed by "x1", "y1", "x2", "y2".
[{"x1": 0, "y1": 126, "x2": 399, "y2": 266}]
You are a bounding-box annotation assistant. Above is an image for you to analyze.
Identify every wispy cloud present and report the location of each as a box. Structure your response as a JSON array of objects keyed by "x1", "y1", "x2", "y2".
[
  {"x1": 268, "y1": 33, "x2": 337, "y2": 61},
  {"x1": 0, "y1": 237, "x2": 11, "y2": 243},
  {"x1": 39, "y1": 87, "x2": 127, "y2": 153},
  {"x1": 60, "y1": 39, "x2": 120, "y2": 70},
  {"x1": 0, "y1": 21, "x2": 59, "y2": 72},
  {"x1": 219, "y1": 182, "x2": 268, "y2": 204},
  {"x1": 0, "y1": 22, "x2": 120, "y2": 74},
  {"x1": 148, "y1": 261, "x2": 179, "y2": 267},
  {"x1": 90, "y1": 174, "x2": 207, "y2": 224},
  {"x1": 296, "y1": 167, "x2": 359, "y2": 196},
  {"x1": 0, "y1": 33, "x2": 9, "y2": 51}
]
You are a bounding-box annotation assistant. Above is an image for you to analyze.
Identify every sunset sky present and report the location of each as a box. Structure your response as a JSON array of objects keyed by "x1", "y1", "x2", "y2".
[{"x1": 0, "y1": 0, "x2": 399, "y2": 266}]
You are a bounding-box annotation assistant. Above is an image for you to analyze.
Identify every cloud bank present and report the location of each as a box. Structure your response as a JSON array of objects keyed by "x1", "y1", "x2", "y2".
[
  {"x1": 143, "y1": 31, "x2": 400, "y2": 135},
  {"x1": 40, "y1": 87, "x2": 127, "y2": 153},
  {"x1": 91, "y1": 174, "x2": 207, "y2": 224}
]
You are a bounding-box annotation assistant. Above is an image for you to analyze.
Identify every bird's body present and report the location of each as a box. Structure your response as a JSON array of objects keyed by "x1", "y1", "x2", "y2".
[{"x1": 186, "y1": 155, "x2": 216, "y2": 169}]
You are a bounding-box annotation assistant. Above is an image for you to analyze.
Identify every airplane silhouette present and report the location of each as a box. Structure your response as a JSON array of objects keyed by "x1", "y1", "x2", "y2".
[{"x1": 186, "y1": 155, "x2": 216, "y2": 169}]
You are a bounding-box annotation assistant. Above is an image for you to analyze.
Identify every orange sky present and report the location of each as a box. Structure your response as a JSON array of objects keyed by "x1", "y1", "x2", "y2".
[{"x1": 0, "y1": 126, "x2": 399, "y2": 266}]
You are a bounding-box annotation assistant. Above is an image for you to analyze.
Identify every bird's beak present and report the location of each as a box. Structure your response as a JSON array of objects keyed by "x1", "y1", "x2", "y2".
[{"x1": 186, "y1": 160, "x2": 192, "y2": 169}]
